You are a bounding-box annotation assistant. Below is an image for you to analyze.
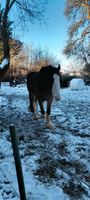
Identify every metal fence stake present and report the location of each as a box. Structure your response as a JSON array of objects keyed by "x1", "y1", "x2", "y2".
[{"x1": 9, "y1": 124, "x2": 27, "y2": 200}]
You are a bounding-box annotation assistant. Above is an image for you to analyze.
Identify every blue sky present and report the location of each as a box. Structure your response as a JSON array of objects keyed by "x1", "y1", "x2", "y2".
[
  {"x1": 2, "y1": 0, "x2": 69, "y2": 69},
  {"x1": 18, "y1": 0, "x2": 69, "y2": 68}
]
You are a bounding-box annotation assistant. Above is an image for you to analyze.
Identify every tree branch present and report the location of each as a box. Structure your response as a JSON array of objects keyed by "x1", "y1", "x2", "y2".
[{"x1": 8, "y1": 0, "x2": 16, "y2": 12}]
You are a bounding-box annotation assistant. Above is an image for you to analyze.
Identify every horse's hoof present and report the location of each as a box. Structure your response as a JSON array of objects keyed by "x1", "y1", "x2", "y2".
[
  {"x1": 46, "y1": 123, "x2": 55, "y2": 129},
  {"x1": 33, "y1": 114, "x2": 39, "y2": 120},
  {"x1": 28, "y1": 107, "x2": 34, "y2": 112},
  {"x1": 44, "y1": 113, "x2": 46, "y2": 119}
]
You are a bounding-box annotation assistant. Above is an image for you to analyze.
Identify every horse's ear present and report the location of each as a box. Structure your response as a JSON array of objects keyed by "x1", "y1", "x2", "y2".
[{"x1": 58, "y1": 64, "x2": 61, "y2": 70}]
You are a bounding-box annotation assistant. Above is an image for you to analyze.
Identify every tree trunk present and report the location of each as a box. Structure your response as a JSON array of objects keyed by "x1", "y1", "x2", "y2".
[{"x1": 0, "y1": 7, "x2": 10, "y2": 81}]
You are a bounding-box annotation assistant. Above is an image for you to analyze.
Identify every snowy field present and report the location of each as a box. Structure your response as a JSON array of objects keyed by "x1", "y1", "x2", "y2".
[{"x1": 0, "y1": 82, "x2": 90, "y2": 200}]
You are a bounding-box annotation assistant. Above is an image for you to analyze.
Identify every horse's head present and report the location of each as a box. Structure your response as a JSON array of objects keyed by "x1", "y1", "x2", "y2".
[{"x1": 52, "y1": 64, "x2": 61, "y2": 101}]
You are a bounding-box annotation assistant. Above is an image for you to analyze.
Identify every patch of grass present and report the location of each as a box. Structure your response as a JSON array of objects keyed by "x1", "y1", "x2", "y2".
[
  {"x1": 57, "y1": 142, "x2": 69, "y2": 156},
  {"x1": 63, "y1": 178, "x2": 87, "y2": 199},
  {"x1": 34, "y1": 155, "x2": 58, "y2": 183}
]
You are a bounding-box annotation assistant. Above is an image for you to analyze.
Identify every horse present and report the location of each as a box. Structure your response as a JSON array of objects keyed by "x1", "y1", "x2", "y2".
[{"x1": 27, "y1": 64, "x2": 61, "y2": 128}]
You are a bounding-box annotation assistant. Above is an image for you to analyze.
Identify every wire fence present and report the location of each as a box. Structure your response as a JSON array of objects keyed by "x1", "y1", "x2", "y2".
[{"x1": 0, "y1": 166, "x2": 19, "y2": 199}]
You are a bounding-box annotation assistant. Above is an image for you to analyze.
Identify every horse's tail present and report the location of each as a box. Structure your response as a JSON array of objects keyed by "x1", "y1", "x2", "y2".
[{"x1": 27, "y1": 73, "x2": 30, "y2": 91}]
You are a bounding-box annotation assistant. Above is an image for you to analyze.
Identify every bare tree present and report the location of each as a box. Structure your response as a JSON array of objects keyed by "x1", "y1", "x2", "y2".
[
  {"x1": 10, "y1": 44, "x2": 29, "y2": 77},
  {"x1": 27, "y1": 46, "x2": 58, "y2": 72},
  {"x1": 0, "y1": 0, "x2": 47, "y2": 80},
  {"x1": 63, "y1": 0, "x2": 90, "y2": 67}
]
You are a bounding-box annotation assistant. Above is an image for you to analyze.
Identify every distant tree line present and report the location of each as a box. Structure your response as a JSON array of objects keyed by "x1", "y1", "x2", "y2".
[{"x1": 3, "y1": 43, "x2": 59, "y2": 82}]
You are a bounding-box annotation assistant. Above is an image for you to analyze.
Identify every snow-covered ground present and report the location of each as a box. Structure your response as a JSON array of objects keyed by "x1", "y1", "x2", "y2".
[{"x1": 0, "y1": 83, "x2": 90, "y2": 200}]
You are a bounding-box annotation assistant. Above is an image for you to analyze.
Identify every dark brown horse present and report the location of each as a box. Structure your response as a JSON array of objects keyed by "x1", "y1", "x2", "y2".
[{"x1": 27, "y1": 64, "x2": 61, "y2": 128}]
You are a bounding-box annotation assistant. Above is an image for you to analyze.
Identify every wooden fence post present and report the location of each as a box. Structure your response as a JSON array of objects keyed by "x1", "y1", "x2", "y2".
[{"x1": 9, "y1": 124, "x2": 27, "y2": 200}]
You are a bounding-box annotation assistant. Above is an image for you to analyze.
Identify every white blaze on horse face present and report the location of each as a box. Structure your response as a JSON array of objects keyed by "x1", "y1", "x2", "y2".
[{"x1": 52, "y1": 74, "x2": 60, "y2": 101}]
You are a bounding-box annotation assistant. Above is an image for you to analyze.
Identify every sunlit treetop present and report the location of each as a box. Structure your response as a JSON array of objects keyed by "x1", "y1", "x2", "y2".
[{"x1": 82, "y1": 0, "x2": 90, "y2": 19}]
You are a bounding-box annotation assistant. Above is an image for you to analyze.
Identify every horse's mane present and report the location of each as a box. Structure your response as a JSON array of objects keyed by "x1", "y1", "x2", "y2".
[{"x1": 39, "y1": 65, "x2": 54, "y2": 75}]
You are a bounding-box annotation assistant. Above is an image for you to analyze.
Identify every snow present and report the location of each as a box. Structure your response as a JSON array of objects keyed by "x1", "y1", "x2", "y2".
[
  {"x1": 0, "y1": 83, "x2": 90, "y2": 200},
  {"x1": 0, "y1": 193, "x2": 3, "y2": 200},
  {"x1": 0, "y1": 59, "x2": 9, "y2": 69},
  {"x1": 70, "y1": 78, "x2": 85, "y2": 90}
]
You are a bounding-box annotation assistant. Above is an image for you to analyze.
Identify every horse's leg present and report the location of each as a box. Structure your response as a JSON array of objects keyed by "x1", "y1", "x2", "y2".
[
  {"x1": 38, "y1": 99, "x2": 45, "y2": 116},
  {"x1": 46, "y1": 96, "x2": 54, "y2": 128},
  {"x1": 33, "y1": 96, "x2": 40, "y2": 119},
  {"x1": 28, "y1": 91, "x2": 34, "y2": 112}
]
